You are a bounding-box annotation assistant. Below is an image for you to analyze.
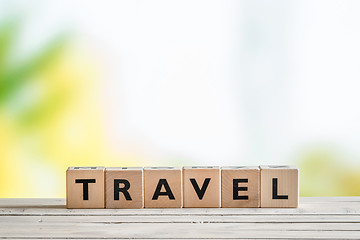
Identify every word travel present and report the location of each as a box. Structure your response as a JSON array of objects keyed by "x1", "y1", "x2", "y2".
[{"x1": 66, "y1": 166, "x2": 299, "y2": 209}]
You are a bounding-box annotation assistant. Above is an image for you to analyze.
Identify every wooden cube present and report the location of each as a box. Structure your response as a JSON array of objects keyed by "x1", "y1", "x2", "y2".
[
  {"x1": 66, "y1": 167, "x2": 105, "y2": 209},
  {"x1": 221, "y1": 166, "x2": 260, "y2": 208},
  {"x1": 260, "y1": 165, "x2": 299, "y2": 208},
  {"x1": 183, "y1": 166, "x2": 221, "y2": 208},
  {"x1": 105, "y1": 167, "x2": 144, "y2": 209},
  {"x1": 144, "y1": 167, "x2": 182, "y2": 208}
]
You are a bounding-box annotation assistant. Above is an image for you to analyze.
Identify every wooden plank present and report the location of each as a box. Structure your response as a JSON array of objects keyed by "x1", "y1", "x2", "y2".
[
  {"x1": 1, "y1": 218, "x2": 360, "y2": 230},
  {"x1": 0, "y1": 197, "x2": 359, "y2": 239},
  {"x1": 1, "y1": 222, "x2": 360, "y2": 239},
  {"x1": 1, "y1": 215, "x2": 360, "y2": 223}
]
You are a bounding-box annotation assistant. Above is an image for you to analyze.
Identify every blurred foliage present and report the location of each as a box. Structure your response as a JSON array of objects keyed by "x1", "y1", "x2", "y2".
[
  {"x1": 0, "y1": 18, "x2": 359, "y2": 198},
  {"x1": 0, "y1": 18, "x2": 127, "y2": 197},
  {"x1": 0, "y1": 20, "x2": 69, "y2": 128},
  {"x1": 0, "y1": 19, "x2": 72, "y2": 197},
  {"x1": 298, "y1": 147, "x2": 360, "y2": 196}
]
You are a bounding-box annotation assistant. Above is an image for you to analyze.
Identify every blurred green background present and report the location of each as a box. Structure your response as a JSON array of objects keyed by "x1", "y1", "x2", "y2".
[{"x1": 0, "y1": 0, "x2": 359, "y2": 197}]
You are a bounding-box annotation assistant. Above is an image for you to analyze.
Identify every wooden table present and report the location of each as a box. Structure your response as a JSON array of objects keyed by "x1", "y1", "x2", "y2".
[{"x1": 0, "y1": 197, "x2": 359, "y2": 239}]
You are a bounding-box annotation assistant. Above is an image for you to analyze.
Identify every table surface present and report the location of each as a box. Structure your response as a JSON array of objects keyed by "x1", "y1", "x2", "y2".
[{"x1": 0, "y1": 197, "x2": 359, "y2": 239}]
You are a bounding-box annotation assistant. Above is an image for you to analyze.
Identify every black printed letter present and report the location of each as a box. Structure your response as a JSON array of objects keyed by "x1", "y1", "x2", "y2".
[
  {"x1": 152, "y1": 179, "x2": 175, "y2": 200},
  {"x1": 114, "y1": 179, "x2": 132, "y2": 201},
  {"x1": 75, "y1": 179, "x2": 96, "y2": 200},
  {"x1": 233, "y1": 179, "x2": 248, "y2": 200},
  {"x1": 190, "y1": 178, "x2": 211, "y2": 200},
  {"x1": 272, "y1": 178, "x2": 288, "y2": 199}
]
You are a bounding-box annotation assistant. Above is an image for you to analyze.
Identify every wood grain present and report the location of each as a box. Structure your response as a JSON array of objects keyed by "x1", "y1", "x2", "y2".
[
  {"x1": 260, "y1": 165, "x2": 299, "y2": 208},
  {"x1": 105, "y1": 167, "x2": 144, "y2": 209},
  {"x1": 0, "y1": 197, "x2": 359, "y2": 239},
  {"x1": 221, "y1": 166, "x2": 260, "y2": 208},
  {"x1": 66, "y1": 167, "x2": 105, "y2": 209},
  {"x1": 183, "y1": 167, "x2": 221, "y2": 208},
  {"x1": 144, "y1": 167, "x2": 183, "y2": 208}
]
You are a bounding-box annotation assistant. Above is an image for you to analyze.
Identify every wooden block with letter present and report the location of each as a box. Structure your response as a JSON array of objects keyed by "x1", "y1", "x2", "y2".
[
  {"x1": 183, "y1": 166, "x2": 221, "y2": 208},
  {"x1": 105, "y1": 167, "x2": 143, "y2": 209},
  {"x1": 66, "y1": 167, "x2": 105, "y2": 209},
  {"x1": 144, "y1": 167, "x2": 183, "y2": 208},
  {"x1": 260, "y1": 165, "x2": 299, "y2": 208},
  {"x1": 221, "y1": 166, "x2": 260, "y2": 208}
]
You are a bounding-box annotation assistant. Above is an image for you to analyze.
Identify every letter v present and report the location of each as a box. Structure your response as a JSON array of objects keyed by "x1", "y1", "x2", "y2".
[{"x1": 190, "y1": 178, "x2": 211, "y2": 200}]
